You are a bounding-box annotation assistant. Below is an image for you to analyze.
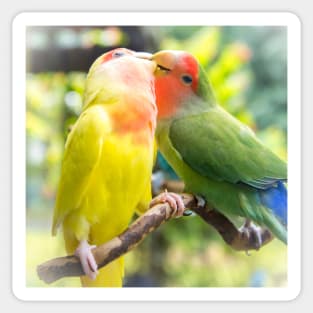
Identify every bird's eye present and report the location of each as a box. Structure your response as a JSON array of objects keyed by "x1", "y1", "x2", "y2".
[
  {"x1": 181, "y1": 74, "x2": 193, "y2": 85},
  {"x1": 112, "y1": 51, "x2": 125, "y2": 58}
]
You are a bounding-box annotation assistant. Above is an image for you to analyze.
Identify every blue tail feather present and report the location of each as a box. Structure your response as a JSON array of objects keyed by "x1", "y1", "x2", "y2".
[{"x1": 259, "y1": 181, "x2": 287, "y2": 226}]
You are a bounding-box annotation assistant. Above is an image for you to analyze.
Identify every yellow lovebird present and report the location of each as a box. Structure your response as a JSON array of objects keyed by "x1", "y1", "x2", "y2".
[{"x1": 52, "y1": 48, "x2": 159, "y2": 287}]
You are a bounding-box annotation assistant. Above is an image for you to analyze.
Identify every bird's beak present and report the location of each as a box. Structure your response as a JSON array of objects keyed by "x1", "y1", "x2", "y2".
[
  {"x1": 133, "y1": 52, "x2": 153, "y2": 60},
  {"x1": 151, "y1": 51, "x2": 176, "y2": 77},
  {"x1": 134, "y1": 50, "x2": 177, "y2": 76},
  {"x1": 133, "y1": 52, "x2": 157, "y2": 71}
]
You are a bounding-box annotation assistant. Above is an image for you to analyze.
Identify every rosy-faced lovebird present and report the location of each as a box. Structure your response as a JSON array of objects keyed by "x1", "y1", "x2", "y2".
[
  {"x1": 52, "y1": 48, "x2": 161, "y2": 287},
  {"x1": 150, "y1": 50, "x2": 287, "y2": 245}
]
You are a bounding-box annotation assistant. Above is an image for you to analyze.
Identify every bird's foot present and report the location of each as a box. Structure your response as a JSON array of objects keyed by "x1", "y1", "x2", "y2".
[
  {"x1": 74, "y1": 240, "x2": 98, "y2": 280},
  {"x1": 182, "y1": 195, "x2": 206, "y2": 216},
  {"x1": 150, "y1": 190, "x2": 185, "y2": 217},
  {"x1": 195, "y1": 195, "x2": 206, "y2": 209},
  {"x1": 239, "y1": 219, "x2": 263, "y2": 253}
]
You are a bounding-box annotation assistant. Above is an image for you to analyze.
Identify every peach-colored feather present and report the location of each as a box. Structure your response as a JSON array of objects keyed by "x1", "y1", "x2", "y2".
[{"x1": 52, "y1": 48, "x2": 157, "y2": 287}]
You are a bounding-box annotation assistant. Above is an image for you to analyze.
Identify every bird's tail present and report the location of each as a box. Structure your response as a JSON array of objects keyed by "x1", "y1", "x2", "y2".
[
  {"x1": 259, "y1": 181, "x2": 287, "y2": 225},
  {"x1": 259, "y1": 181, "x2": 287, "y2": 244},
  {"x1": 81, "y1": 257, "x2": 124, "y2": 287}
]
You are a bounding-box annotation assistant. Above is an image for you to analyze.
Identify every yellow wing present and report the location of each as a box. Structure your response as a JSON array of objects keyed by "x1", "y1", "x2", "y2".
[
  {"x1": 52, "y1": 105, "x2": 111, "y2": 235},
  {"x1": 135, "y1": 138, "x2": 158, "y2": 215}
]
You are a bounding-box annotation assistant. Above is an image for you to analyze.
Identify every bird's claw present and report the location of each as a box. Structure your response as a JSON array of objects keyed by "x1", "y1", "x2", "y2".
[
  {"x1": 195, "y1": 195, "x2": 206, "y2": 209},
  {"x1": 75, "y1": 240, "x2": 98, "y2": 280},
  {"x1": 183, "y1": 210, "x2": 193, "y2": 216},
  {"x1": 150, "y1": 191, "x2": 185, "y2": 217},
  {"x1": 239, "y1": 220, "x2": 263, "y2": 253}
]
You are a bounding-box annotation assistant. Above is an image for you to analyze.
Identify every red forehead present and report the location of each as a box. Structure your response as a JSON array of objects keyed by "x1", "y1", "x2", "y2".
[
  {"x1": 100, "y1": 48, "x2": 133, "y2": 63},
  {"x1": 181, "y1": 54, "x2": 198, "y2": 75},
  {"x1": 179, "y1": 53, "x2": 199, "y2": 91},
  {"x1": 154, "y1": 53, "x2": 199, "y2": 119}
]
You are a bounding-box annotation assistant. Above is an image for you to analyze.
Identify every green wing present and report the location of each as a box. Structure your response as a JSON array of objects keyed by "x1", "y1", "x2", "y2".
[{"x1": 169, "y1": 106, "x2": 287, "y2": 189}]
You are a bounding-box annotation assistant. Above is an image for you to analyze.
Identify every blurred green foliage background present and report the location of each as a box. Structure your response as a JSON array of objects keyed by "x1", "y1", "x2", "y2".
[{"x1": 26, "y1": 26, "x2": 287, "y2": 287}]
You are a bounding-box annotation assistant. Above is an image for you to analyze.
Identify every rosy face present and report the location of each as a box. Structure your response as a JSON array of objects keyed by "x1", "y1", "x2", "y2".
[
  {"x1": 152, "y1": 51, "x2": 199, "y2": 119},
  {"x1": 88, "y1": 48, "x2": 157, "y2": 145}
]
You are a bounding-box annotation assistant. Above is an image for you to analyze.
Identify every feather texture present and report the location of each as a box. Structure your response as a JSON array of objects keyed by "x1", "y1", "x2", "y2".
[
  {"x1": 52, "y1": 49, "x2": 157, "y2": 286},
  {"x1": 152, "y1": 50, "x2": 287, "y2": 244}
]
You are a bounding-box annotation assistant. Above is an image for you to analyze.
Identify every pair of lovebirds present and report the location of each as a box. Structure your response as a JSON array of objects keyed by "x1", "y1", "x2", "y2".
[{"x1": 51, "y1": 48, "x2": 287, "y2": 287}]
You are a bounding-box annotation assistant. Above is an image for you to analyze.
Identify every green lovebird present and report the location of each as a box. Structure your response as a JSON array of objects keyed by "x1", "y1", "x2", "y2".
[{"x1": 150, "y1": 50, "x2": 287, "y2": 245}]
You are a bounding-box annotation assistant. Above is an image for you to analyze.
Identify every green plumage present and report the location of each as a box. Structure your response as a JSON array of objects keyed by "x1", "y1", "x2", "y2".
[
  {"x1": 169, "y1": 107, "x2": 286, "y2": 189},
  {"x1": 155, "y1": 55, "x2": 287, "y2": 244}
]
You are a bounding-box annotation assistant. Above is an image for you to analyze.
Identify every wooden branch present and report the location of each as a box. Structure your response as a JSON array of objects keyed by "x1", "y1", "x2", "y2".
[
  {"x1": 193, "y1": 206, "x2": 273, "y2": 251},
  {"x1": 159, "y1": 180, "x2": 273, "y2": 250},
  {"x1": 37, "y1": 193, "x2": 273, "y2": 284},
  {"x1": 37, "y1": 193, "x2": 199, "y2": 284}
]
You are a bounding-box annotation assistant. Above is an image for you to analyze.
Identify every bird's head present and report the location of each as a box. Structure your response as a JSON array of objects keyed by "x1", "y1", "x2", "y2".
[
  {"x1": 89, "y1": 48, "x2": 156, "y2": 76},
  {"x1": 141, "y1": 50, "x2": 216, "y2": 119},
  {"x1": 83, "y1": 48, "x2": 156, "y2": 110},
  {"x1": 152, "y1": 50, "x2": 200, "y2": 119}
]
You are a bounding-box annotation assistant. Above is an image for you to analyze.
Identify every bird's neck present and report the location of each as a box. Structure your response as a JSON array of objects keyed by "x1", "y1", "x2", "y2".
[{"x1": 107, "y1": 93, "x2": 157, "y2": 146}]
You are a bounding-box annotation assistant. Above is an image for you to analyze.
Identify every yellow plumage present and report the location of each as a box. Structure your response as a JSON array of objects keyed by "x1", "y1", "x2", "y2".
[{"x1": 52, "y1": 49, "x2": 156, "y2": 287}]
